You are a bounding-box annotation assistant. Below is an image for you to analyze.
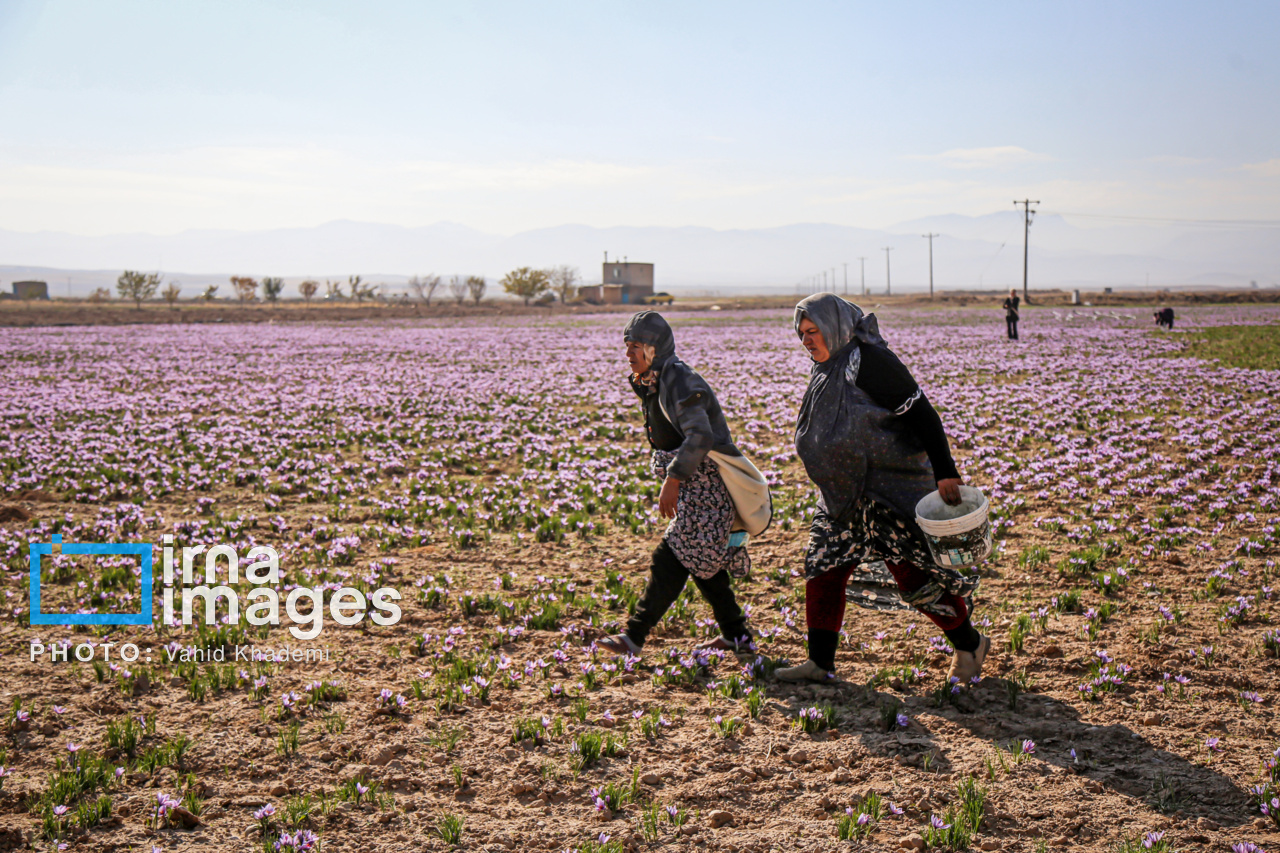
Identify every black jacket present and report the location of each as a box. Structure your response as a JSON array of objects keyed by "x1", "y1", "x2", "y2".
[{"x1": 624, "y1": 311, "x2": 742, "y2": 481}]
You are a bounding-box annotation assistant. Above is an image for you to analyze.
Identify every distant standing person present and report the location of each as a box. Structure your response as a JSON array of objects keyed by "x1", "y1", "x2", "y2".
[{"x1": 1003, "y1": 289, "x2": 1020, "y2": 340}]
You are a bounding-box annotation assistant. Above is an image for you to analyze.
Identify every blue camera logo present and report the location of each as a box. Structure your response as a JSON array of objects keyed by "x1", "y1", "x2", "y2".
[{"x1": 29, "y1": 534, "x2": 153, "y2": 626}]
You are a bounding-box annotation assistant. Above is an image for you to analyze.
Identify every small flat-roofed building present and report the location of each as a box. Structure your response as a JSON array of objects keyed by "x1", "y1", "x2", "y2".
[
  {"x1": 13, "y1": 281, "x2": 49, "y2": 300},
  {"x1": 602, "y1": 262, "x2": 654, "y2": 304},
  {"x1": 578, "y1": 261, "x2": 656, "y2": 305}
]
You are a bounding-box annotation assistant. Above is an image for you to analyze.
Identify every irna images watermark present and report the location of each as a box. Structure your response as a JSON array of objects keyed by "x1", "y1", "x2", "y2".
[{"x1": 29, "y1": 534, "x2": 402, "y2": 640}]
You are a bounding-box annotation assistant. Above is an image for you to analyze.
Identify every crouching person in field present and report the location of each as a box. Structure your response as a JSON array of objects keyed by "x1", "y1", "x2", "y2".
[{"x1": 598, "y1": 311, "x2": 757, "y2": 657}]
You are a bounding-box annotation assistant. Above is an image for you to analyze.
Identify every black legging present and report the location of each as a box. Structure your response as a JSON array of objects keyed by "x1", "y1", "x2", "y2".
[
  {"x1": 1006, "y1": 317, "x2": 1019, "y2": 340},
  {"x1": 625, "y1": 540, "x2": 748, "y2": 646}
]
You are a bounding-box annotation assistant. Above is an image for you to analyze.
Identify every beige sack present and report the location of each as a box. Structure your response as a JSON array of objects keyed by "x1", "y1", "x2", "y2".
[
  {"x1": 707, "y1": 450, "x2": 773, "y2": 536},
  {"x1": 655, "y1": 396, "x2": 773, "y2": 537}
]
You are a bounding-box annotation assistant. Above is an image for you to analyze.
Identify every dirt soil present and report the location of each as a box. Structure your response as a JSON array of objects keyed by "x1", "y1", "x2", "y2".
[{"x1": 3, "y1": 511, "x2": 1277, "y2": 853}]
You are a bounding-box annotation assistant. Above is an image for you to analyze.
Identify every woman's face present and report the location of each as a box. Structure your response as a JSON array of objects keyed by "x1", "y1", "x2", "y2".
[
  {"x1": 797, "y1": 317, "x2": 830, "y2": 363},
  {"x1": 625, "y1": 340, "x2": 652, "y2": 374}
]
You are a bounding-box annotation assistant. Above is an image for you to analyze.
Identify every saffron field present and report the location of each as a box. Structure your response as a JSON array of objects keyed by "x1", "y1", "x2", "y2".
[{"x1": 0, "y1": 306, "x2": 1278, "y2": 853}]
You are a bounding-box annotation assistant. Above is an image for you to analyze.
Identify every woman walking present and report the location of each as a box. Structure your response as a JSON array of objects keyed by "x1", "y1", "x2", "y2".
[
  {"x1": 776, "y1": 293, "x2": 990, "y2": 684},
  {"x1": 598, "y1": 311, "x2": 761, "y2": 656}
]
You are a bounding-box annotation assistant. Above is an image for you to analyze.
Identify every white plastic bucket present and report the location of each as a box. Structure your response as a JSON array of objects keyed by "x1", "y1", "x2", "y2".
[{"x1": 914, "y1": 485, "x2": 992, "y2": 569}]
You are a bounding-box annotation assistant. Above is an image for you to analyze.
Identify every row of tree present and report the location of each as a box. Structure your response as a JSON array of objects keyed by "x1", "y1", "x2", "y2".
[
  {"x1": 499, "y1": 265, "x2": 580, "y2": 305},
  {"x1": 112, "y1": 272, "x2": 391, "y2": 308},
  {"x1": 407, "y1": 266, "x2": 582, "y2": 306},
  {"x1": 407, "y1": 274, "x2": 487, "y2": 305},
  {"x1": 113, "y1": 271, "x2": 286, "y2": 308},
  {"x1": 111, "y1": 264, "x2": 583, "y2": 308},
  {"x1": 223, "y1": 275, "x2": 373, "y2": 304}
]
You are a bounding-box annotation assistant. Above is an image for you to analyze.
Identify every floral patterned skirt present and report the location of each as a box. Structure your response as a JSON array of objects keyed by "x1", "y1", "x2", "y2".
[
  {"x1": 652, "y1": 450, "x2": 750, "y2": 580},
  {"x1": 804, "y1": 496, "x2": 979, "y2": 619}
]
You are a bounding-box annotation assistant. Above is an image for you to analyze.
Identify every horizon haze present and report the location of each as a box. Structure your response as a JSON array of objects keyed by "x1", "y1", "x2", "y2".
[{"x1": 2, "y1": 211, "x2": 1276, "y2": 298}]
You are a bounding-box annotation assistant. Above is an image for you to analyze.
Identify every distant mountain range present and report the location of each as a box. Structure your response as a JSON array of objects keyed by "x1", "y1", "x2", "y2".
[{"x1": 2, "y1": 213, "x2": 1276, "y2": 298}]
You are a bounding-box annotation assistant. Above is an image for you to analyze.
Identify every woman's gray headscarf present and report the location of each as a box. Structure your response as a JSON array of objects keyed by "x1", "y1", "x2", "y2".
[
  {"x1": 792, "y1": 293, "x2": 933, "y2": 523},
  {"x1": 793, "y1": 292, "x2": 885, "y2": 354}
]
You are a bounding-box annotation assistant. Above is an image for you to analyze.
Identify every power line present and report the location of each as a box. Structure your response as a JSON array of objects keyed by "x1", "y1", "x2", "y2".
[
  {"x1": 794, "y1": 204, "x2": 1275, "y2": 295},
  {"x1": 977, "y1": 242, "x2": 1007, "y2": 288},
  {"x1": 1045, "y1": 210, "x2": 1280, "y2": 228}
]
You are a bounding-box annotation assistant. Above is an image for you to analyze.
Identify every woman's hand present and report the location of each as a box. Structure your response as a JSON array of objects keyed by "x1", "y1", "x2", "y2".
[
  {"x1": 937, "y1": 478, "x2": 963, "y2": 506},
  {"x1": 659, "y1": 477, "x2": 681, "y2": 518}
]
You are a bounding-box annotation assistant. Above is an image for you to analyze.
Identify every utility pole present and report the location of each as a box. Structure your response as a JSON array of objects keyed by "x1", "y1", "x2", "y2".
[
  {"x1": 1014, "y1": 199, "x2": 1039, "y2": 303},
  {"x1": 882, "y1": 247, "x2": 893, "y2": 296},
  {"x1": 858, "y1": 257, "x2": 867, "y2": 296},
  {"x1": 823, "y1": 270, "x2": 827, "y2": 291},
  {"x1": 843, "y1": 262, "x2": 848, "y2": 295},
  {"x1": 922, "y1": 233, "x2": 938, "y2": 299}
]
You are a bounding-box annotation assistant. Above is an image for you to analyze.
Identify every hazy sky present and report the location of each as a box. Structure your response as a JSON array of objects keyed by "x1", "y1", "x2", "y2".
[{"x1": 2, "y1": 1, "x2": 1278, "y2": 236}]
